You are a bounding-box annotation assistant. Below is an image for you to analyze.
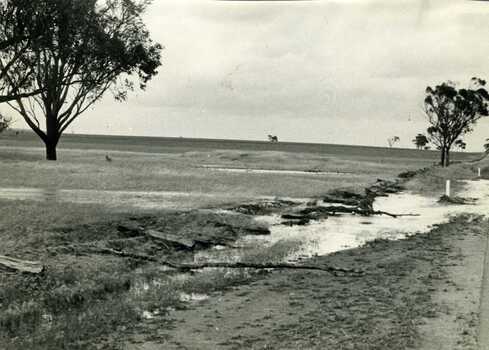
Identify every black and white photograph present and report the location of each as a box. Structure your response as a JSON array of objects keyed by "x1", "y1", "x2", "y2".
[{"x1": 1, "y1": 0, "x2": 489, "y2": 349}]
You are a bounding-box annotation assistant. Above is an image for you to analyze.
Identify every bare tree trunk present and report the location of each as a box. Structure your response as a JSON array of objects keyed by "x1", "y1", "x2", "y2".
[
  {"x1": 45, "y1": 113, "x2": 59, "y2": 161},
  {"x1": 45, "y1": 140, "x2": 57, "y2": 160},
  {"x1": 440, "y1": 146, "x2": 446, "y2": 167},
  {"x1": 445, "y1": 148, "x2": 450, "y2": 167}
]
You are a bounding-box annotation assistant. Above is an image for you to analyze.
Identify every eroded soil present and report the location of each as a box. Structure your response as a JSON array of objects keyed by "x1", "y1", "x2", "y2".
[{"x1": 123, "y1": 215, "x2": 488, "y2": 350}]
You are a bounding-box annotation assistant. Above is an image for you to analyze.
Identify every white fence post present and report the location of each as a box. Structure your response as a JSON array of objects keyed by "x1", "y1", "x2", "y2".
[{"x1": 445, "y1": 180, "x2": 451, "y2": 197}]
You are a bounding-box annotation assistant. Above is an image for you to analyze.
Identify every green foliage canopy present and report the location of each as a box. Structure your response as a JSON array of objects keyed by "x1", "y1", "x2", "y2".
[{"x1": 424, "y1": 78, "x2": 489, "y2": 166}]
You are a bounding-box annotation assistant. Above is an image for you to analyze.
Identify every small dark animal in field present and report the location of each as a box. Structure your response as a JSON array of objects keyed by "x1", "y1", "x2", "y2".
[{"x1": 105, "y1": 154, "x2": 112, "y2": 162}]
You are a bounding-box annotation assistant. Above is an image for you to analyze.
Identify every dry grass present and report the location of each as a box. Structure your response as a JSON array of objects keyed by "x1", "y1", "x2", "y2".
[
  {"x1": 0, "y1": 135, "x2": 459, "y2": 199},
  {"x1": 404, "y1": 157, "x2": 489, "y2": 197}
]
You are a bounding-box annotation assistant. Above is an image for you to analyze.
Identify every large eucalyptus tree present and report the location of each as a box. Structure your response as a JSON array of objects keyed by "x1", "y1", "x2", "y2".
[
  {"x1": 0, "y1": 0, "x2": 162, "y2": 160},
  {"x1": 424, "y1": 78, "x2": 489, "y2": 167}
]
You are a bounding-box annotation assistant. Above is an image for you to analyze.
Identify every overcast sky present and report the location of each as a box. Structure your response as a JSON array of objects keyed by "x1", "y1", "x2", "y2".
[{"x1": 8, "y1": 0, "x2": 489, "y2": 150}]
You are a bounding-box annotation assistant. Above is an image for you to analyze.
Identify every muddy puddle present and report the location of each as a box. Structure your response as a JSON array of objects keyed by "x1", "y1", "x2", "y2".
[{"x1": 196, "y1": 180, "x2": 489, "y2": 263}]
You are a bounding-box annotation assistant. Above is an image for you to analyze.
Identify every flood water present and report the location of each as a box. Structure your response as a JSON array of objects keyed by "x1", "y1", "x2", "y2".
[
  {"x1": 197, "y1": 180, "x2": 489, "y2": 263},
  {"x1": 201, "y1": 165, "x2": 359, "y2": 177},
  {"x1": 0, "y1": 186, "x2": 304, "y2": 210},
  {"x1": 1, "y1": 181, "x2": 488, "y2": 261},
  {"x1": 265, "y1": 179, "x2": 489, "y2": 260}
]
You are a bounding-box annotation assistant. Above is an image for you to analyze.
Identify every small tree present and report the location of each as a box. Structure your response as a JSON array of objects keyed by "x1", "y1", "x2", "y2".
[
  {"x1": 412, "y1": 134, "x2": 429, "y2": 150},
  {"x1": 424, "y1": 78, "x2": 489, "y2": 167},
  {"x1": 268, "y1": 134, "x2": 278, "y2": 143},
  {"x1": 387, "y1": 136, "x2": 400, "y2": 148},
  {"x1": 484, "y1": 138, "x2": 489, "y2": 153},
  {"x1": 0, "y1": 0, "x2": 162, "y2": 160}
]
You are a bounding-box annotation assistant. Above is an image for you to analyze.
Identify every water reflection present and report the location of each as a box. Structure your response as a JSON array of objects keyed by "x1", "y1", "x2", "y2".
[
  {"x1": 196, "y1": 180, "x2": 489, "y2": 262},
  {"x1": 0, "y1": 187, "x2": 234, "y2": 210},
  {"x1": 259, "y1": 180, "x2": 489, "y2": 260},
  {"x1": 201, "y1": 165, "x2": 359, "y2": 177},
  {"x1": 2, "y1": 181, "x2": 488, "y2": 261}
]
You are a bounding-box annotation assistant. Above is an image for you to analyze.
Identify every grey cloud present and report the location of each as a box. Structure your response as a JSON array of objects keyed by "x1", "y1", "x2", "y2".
[{"x1": 5, "y1": 0, "x2": 489, "y2": 150}]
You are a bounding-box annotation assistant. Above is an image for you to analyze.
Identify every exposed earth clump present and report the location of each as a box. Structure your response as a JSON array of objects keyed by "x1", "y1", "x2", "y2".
[
  {"x1": 225, "y1": 179, "x2": 405, "y2": 227},
  {"x1": 322, "y1": 189, "x2": 365, "y2": 206},
  {"x1": 398, "y1": 167, "x2": 430, "y2": 179},
  {"x1": 227, "y1": 199, "x2": 301, "y2": 216},
  {"x1": 438, "y1": 195, "x2": 477, "y2": 205},
  {"x1": 279, "y1": 179, "x2": 406, "y2": 225},
  {"x1": 45, "y1": 210, "x2": 271, "y2": 261}
]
